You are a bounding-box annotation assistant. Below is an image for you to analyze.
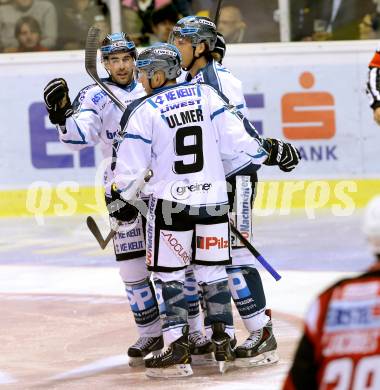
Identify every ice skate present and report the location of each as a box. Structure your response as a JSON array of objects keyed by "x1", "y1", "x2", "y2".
[
  {"x1": 128, "y1": 335, "x2": 164, "y2": 367},
  {"x1": 189, "y1": 331, "x2": 215, "y2": 365},
  {"x1": 234, "y1": 310, "x2": 279, "y2": 368},
  {"x1": 211, "y1": 322, "x2": 236, "y2": 374},
  {"x1": 144, "y1": 327, "x2": 192, "y2": 378}
]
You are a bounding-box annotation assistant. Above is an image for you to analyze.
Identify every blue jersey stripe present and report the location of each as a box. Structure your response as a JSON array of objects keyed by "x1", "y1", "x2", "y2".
[
  {"x1": 210, "y1": 106, "x2": 226, "y2": 121},
  {"x1": 80, "y1": 108, "x2": 98, "y2": 115},
  {"x1": 124, "y1": 133, "x2": 152, "y2": 144}
]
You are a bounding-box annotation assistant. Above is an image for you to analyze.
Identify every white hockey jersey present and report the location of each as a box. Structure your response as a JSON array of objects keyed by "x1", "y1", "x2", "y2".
[
  {"x1": 185, "y1": 60, "x2": 258, "y2": 177},
  {"x1": 58, "y1": 78, "x2": 145, "y2": 195},
  {"x1": 113, "y1": 82, "x2": 268, "y2": 206}
]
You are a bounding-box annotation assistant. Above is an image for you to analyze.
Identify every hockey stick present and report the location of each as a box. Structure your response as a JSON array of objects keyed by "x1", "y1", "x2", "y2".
[
  {"x1": 86, "y1": 215, "x2": 118, "y2": 250},
  {"x1": 84, "y1": 25, "x2": 132, "y2": 250},
  {"x1": 230, "y1": 224, "x2": 281, "y2": 281},
  {"x1": 214, "y1": 0, "x2": 223, "y2": 26},
  {"x1": 85, "y1": 26, "x2": 126, "y2": 112},
  {"x1": 87, "y1": 209, "x2": 281, "y2": 280}
]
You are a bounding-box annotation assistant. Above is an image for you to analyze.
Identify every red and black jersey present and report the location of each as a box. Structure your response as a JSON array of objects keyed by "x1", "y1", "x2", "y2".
[
  {"x1": 283, "y1": 263, "x2": 380, "y2": 390},
  {"x1": 367, "y1": 49, "x2": 380, "y2": 110}
]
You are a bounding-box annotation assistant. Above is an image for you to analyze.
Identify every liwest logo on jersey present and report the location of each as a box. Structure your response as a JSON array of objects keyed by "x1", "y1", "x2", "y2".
[
  {"x1": 91, "y1": 90, "x2": 108, "y2": 105},
  {"x1": 196, "y1": 236, "x2": 228, "y2": 250},
  {"x1": 160, "y1": 99, "x2": 202, "y2": 114},
  {"x1": 170, "y1": 179, "x2": 212, "y2": 200}
]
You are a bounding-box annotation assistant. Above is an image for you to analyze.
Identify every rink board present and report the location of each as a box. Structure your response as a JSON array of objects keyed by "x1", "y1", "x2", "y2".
[
  {"x1": 1, "y1": 41, "x2": 380, "y2": 216},
  {"x1": 1, "y1": 178, "x2": 379, "y2": 217}
]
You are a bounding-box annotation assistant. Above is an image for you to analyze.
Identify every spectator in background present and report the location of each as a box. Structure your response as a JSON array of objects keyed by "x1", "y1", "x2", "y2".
[
  {"x1": 59, "y1": 0, "x2": 109, "y2": 50},
  {"x1": 291, "y1": 0, "x2": 376, "y2": 41},
  {"x1": 0, "y1": 0, "x2": 57, "y2": 51},
  {"x1": 121, "y1": 0, "x2": 191, "y2": 45},
  {"x1": 93, "y1": 13, "x2": 110, "y2": 43},
  {"x1": 218, "y1": 1, "x2": 280, "y2": 43},
  {"x1": 121, "y1": 0, "x2": 171, "y2": 45},
  {"x1": 218, "y1": 5, "x2": 246, "y2": 43},
  {"x1": 5, "y1": 15, "x2": 48, "y2": 52},
  {"x1": 359, "y1": 13, "x2": 380, "y2": 40},
  {"x1": 150, "y1": 4, "x2": 179, "y2": 43},
  {"x1": 191, "y1": 0, "x2": 214, "y2": 15},
  {"x1": 359, "y1": 1, "x2": 380, "y2": 40}
]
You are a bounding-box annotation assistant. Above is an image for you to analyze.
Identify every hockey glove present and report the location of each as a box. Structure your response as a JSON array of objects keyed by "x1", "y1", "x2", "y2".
[
  {"x1": 263, "y1": 138, "x2": 301, "y2": 172},
  {"x1": 107, "y1": 186, "x2": 139, "y2": 223},
  {"x1": 212, "y1": 32, "x2": 226, "y2": 64},
  {"x1": 43, "y1": 78, "x2": 73, "y2": 125}
]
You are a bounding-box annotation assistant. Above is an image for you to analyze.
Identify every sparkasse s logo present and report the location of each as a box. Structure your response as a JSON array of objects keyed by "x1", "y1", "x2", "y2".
[{"x1": 281, "y1": 72, "x2": 336, "y2": 140}]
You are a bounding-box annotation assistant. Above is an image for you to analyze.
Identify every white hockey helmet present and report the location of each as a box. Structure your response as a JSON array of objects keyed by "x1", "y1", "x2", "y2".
[{"x1": 363, "y1": 196, "x2": 380, "y2": 254}]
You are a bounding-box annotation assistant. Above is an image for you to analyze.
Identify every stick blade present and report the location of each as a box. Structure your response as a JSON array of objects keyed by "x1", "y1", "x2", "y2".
[
  {"x1": 86, "y1": 216, "x2": 107, "y2": 249},
  {"x1": 85, "y1": 26, "x2": 101, "y2": 78}
]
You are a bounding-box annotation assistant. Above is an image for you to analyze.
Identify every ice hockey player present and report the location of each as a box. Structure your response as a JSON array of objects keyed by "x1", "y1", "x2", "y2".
[
  {"x1": 367, "y1": 45, "x2": 380, "y2": 125},
  {"x1": 173, "y1": 31, "x2": 229, "y2": 364},
  {"x1": 170, "y1": 15, "x2": 297, "y2": 367},
  {"x1": 283, "y1": 196, "x2": 380, "y2": 389},
  {"x1": 42, "y1": 33, "x2": 163, "y2": 365},
  {"x1": 111, "y1": 42, "x2": 301, "y2": 377}
]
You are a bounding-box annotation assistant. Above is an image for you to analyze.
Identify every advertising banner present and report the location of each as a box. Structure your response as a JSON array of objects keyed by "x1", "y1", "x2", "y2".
[{"x1": 0, "y1": 42, "x2": 379, "y2": 216}]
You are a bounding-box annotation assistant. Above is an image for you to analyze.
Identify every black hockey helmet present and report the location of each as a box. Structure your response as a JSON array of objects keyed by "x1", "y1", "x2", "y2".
[
  {"x1": 169, "y1": 16, "x2": 217, "y2": 51},
  {"x1": 100, "y1": 32, "x2": 137, "y2": 60},
  {"x1": 136, "y1": 43, "x2": 182, "y2": 80}
]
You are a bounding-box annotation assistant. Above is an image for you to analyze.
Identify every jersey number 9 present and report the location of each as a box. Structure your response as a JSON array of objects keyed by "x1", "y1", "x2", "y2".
[{"x1": 173, "y1": 126, "x2": 204, "y2": 174}]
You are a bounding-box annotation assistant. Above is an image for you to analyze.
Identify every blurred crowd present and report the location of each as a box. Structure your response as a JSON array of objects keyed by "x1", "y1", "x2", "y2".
[{"x1": 1, "y1": 0, "x2": 380, "y2": 53}]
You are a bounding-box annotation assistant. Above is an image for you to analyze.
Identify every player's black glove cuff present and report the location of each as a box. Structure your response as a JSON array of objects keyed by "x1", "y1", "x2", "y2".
[
  {"x1": 107, "y1": 187, "x2": 139, "y2": 223},
  {"x1": 43, "y1": 78, "x2": 73, "y2": 125},
  {"x1": 263, "y1": 138, "x2": 301, "y2": 172},
  {"x1": 212, "y1": 32, "x2": 226, "y2": 64},
  {"x1": 371, "y1": 100, "x2": 380, "y2": 110}
]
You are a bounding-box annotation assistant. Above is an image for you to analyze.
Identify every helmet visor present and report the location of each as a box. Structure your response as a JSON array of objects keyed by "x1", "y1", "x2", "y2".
[{"x1": 168, "y1": 29, "x2": 194, "y2": 46}]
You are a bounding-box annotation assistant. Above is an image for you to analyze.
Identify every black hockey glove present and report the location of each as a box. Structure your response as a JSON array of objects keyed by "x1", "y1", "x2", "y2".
[
  {"x1": 43, "y1": 78, "x2": 73, "y2": 125},
  {"x1": 212, "y1": 32, "x2": 226, "y2": 64},
  {"x1": 263, "y1": 138, "x2": 301, "y2": 172},
  {"x1": 107, "y1": 186, "x2": 139, "y2": 223}
]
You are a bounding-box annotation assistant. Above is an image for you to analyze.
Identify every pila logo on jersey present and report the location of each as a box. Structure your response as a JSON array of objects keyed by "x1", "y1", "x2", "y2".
[{"x1": 196, "y1": 236, "x2": 228, "y2": 250}]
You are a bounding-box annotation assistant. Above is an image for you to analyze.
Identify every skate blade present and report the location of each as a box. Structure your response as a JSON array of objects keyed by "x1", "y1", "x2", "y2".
[
  {"x1": 128, "y1": 356, "x2": 144, "y2": 367},
  {"x1": 234, "y1": 351, "x2": 279, "y2": 368},
  {"x1": 218, "y1": 360, "x2": 234, "y2": 374},
  {"x1": 145, "y1": 364, "x2": 193, "y2": 378},
  {"x1": 191, "y1": 352, "x2": 216, "y2": 366}
]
